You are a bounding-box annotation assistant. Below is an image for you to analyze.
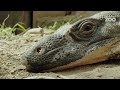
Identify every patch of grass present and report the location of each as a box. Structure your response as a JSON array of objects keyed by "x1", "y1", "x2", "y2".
[
  {"x1": 47, "y1": 21, "x2": 67, "y2": 30},
  {"x1": 0, "y1": 15, "x2": 26, "y2": 40}
]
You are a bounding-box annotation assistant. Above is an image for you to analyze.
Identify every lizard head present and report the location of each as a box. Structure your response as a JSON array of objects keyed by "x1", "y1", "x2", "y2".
[{"x1": 22, "y1": 11, "x2": 120, "y2": 72}]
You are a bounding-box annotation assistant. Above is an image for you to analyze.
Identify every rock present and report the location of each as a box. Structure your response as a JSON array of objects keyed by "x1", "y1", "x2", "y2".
[{"x1": 24, "y1": 27, "x2": 44, "y2": 36}]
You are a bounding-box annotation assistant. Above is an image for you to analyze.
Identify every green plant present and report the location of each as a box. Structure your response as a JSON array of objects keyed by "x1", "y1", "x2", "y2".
[
  {"x1": 47, "y1": 21, "x2": 67, "y2": 30},
  {"x1": 12, "y1": 22, "x2": 26, "y2": 34},
  {"x1": 0, "y1": 14, "x2": 26, "y2": 39}
]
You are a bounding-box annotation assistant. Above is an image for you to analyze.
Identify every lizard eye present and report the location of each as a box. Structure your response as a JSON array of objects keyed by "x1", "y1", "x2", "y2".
[
  {"x1": 83, "y1": 24, "x2": 93, "y2": 31},
  {"x1": 79, "y1": 21, "x2": 96, "y2": 35},
  {"x1": 70, "y1": 20, "x2": 97, "y2": 40}
]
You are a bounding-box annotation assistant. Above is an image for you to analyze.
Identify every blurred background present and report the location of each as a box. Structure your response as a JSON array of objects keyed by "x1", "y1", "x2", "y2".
[{"x1": 0, "y1": 11, "x2": 100, "y2": 28}]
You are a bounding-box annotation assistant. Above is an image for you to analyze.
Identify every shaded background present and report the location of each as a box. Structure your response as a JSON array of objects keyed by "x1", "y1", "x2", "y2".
[{"x1": 0, "y1": 11, "x2": 100, "y2": 28}]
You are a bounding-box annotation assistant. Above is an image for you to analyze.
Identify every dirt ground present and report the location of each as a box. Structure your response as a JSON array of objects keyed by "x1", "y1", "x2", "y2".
[{"x1": 1, "y1": 31, "x2": 120, "y2": 79}]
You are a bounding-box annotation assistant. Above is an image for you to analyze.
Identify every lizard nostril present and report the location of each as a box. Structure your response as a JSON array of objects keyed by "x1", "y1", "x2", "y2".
[
  {"x1": 37, "y1": 48, "x2": 41, "y2": 53},
  {"x1": 36, "y1": 47, "x2": 45, "y2": 55}
]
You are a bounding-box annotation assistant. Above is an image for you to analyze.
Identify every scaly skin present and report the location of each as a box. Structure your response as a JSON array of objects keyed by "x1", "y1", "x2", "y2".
[{"x1": 22, "y1": 11, "x2": 120, "y2": 72}]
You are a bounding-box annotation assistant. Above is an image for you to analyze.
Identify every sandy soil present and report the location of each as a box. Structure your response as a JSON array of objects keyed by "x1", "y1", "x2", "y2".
[{"x1": 0, "y1": 32, "x2": 120, "y2": 79}]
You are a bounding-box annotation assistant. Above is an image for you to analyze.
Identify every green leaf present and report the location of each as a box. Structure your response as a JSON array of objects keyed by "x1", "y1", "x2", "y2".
[{"x1": 13, "y1": 23, "x2": 26, "y2": 32}]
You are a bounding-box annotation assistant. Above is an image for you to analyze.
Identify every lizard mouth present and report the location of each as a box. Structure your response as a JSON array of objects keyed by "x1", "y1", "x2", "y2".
[{"x1": 45, "y1": 37, "x2": 120, "y2": 72}]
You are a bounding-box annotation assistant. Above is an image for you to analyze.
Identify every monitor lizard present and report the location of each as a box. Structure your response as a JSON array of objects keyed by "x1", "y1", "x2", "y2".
[{"x1": 22, "y1": 11, "x2": 120, "y2": 72}]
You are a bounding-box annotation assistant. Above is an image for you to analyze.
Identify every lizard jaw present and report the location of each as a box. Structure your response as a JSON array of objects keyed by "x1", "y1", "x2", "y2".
[{"x1": 45, "y1": 38, "x2": 120, "y2": 72}]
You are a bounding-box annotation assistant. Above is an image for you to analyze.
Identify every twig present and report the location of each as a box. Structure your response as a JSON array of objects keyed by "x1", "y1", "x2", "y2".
[{"x1": 2, "y1": 14, "x2": 10, "y2": 26}]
